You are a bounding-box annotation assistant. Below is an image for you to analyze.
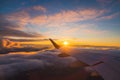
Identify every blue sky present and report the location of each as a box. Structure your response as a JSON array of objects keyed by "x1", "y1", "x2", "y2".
[{"x1": 0, "y1": 0, "x2": 120, "y2": 46}]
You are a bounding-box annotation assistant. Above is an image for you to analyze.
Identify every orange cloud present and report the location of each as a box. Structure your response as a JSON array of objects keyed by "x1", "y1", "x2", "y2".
[
  {"x1": 6, "y1": 6, "x2": 46, "y2": 29},
  {"x1": 32, "y1": 6, "x2": 46, "y2": 12},
  {"x1": 30, "y1": 15, "x2": 47, "y2": 25},
  {"x1": 46, "y1": 9, "x2": 106, "y2": 23},
  {"x1": 20, "y1": 5, "x2": 47, "y2": 12},
  {"x1": 6, "y1": 11, "x2": 30, "y2": 30},
  {"x1": 4, "y1": 8, "x2": 109, "y2": 38},
  {"x1": 5, "y1": 8, "x2": 110, "y2": 38},
  {"x1": 26, "y1": 8, "x2": 106, "y2": 28},
  {"x1": 6, "y1": 8, "x2": 107, "y2": 28}
]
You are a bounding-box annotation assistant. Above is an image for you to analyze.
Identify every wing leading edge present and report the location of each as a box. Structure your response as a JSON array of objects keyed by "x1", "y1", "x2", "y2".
[{"x1": 49, "y1": 38, "x2": 60, "y2": 49}]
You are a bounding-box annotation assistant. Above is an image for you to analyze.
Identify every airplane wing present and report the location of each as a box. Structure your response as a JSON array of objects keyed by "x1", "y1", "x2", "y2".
[
  {"x1": 49, "y1": 38, "x2": 120, "y2": 80},
  {"x1": 70, "y1": 49, "x2": 120, "y2": 80}
]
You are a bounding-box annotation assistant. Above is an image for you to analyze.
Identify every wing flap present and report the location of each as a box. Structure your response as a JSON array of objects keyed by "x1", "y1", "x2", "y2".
[
  {"x1": 71, "y1": 50, "x2": 120, "y2": 80},
  {"x1": 93, "y1": 63, "x2": 120, "y2": 80}
]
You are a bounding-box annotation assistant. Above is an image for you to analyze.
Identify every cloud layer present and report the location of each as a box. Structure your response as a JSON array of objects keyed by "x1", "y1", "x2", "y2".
[
  {"x1": 0, "y1": 48, "x2": 120, "y2": 79},
  {"x1": 0, "y1": 49, "x2": 77, "y2": 79}
]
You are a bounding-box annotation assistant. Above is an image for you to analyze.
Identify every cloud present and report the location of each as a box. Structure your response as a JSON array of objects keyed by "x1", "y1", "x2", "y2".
[
  {"x1": 30, "y1": 15, "x2": 47, "y2": 25},
  {"x1": 6, "y1": 11, "x2": 30, "y2": 29},
  {"x1": 32, "y1": 6, "x2": 46, "y2": 12},
  {"x1": 21, "y1": 8, "x2": 106, "y2": 29},
  {"x1": 81, "y1": 29, "x2": 107, "y2": 34},
  {"x1": 0, "y1": 48, "x2": 119, "y2": 79},
  {"x1": 18, "y1": 5, "x2": 46, "y2": 12},
  {"x1": 0, "y1": 15, "x2": 43, "y2": 38},
  {"x1": 96, "y1": 12, "x2": 120, "y2": 20},
  {"x1": 72, "y1": 24, "x2": 108, "y2": 35},
  {"x1": 4, "y1": 8, "x2": 112, "y2": 38},
  {"x1": 8, "y1": 38, "x2": 48, "y2": 42},
  {"x1": 60, "y1": 9, "x2": 106, "y2": 22},
  {"x1": 6, "y1": 5, "x2": 47, "y2": 28},
  {"x1": 96, "y1": 0, "x2": 113, "y2": 6},
  {"x1": 0, "y1": 49, "x2": 77, "y2": 78},
  {"x1": 96, "y1": 0, "x2": 120, "y2": 8},
  {"x1": 7, "y1": 7, "x2": 119, "y2": 29},
  {"x1": 7, "y1": 8, "x2": 106, "y2": 27}
]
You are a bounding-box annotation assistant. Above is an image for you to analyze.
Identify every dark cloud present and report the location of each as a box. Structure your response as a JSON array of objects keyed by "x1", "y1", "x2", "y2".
[
  {"x1": 0, "y1": 15, "x2": 43, "y2": 38},
  {"x1": 9, "y1": 39, "x2": 49, "y2": 42}
]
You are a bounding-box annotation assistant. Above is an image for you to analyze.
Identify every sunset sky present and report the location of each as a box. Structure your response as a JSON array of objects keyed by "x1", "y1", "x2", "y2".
[{"x1": 0, "y1": 0, "x2": 120, "y2": 46}]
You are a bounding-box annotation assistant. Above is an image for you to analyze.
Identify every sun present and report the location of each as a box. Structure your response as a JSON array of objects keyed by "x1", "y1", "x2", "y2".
[{"x1": 63, "y1": 41, "x2": 69, "y2": 46}]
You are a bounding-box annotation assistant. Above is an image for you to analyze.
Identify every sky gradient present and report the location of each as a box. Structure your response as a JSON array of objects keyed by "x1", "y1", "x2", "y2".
[{"x1": 0, "y1": 0, "x2": 120, "y2": 46}]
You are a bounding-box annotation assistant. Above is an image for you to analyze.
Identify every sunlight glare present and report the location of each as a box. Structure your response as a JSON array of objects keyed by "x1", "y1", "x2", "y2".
[{"x1": 63, "y1": 41, "x2": 69, "y2": 46}]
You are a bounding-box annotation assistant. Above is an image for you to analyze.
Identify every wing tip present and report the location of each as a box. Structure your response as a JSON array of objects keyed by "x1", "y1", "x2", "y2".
[{"x1": 49, "y1": 38, "x2": 60, "y2": 49}]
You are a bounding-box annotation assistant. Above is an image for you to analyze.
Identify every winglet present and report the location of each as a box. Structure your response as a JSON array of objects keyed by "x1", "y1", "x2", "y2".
[{"x1": 49, "y1": 38, "x2": 60, "y2": 49}]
